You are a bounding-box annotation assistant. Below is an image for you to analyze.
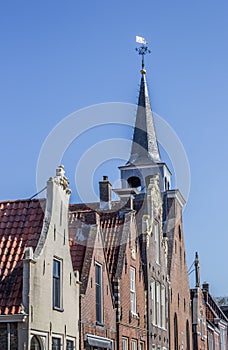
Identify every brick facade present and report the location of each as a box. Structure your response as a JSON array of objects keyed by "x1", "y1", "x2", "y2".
[
  {"x1": 164, "y1": 191, "x2": 192, "y2": 350},
  {"x1": 116, "y1": 212, "x2": 147, "y2": 350},
  {"x1": 70, "y1": 217, "x2": 116, "y2": 350}
]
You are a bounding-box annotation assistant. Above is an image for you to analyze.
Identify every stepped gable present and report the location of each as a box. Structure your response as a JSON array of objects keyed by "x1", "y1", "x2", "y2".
[{"x1": 0, "y1": 198, "x2": 45, "y2": 315}]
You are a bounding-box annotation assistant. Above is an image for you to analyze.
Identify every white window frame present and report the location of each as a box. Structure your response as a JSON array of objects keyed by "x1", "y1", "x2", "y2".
[
  {"x1": 156, "y1": 282, "x2": 161, "y2": 327},
  {"x1": 122, "y1": 337, "x2": 128, "y2": 350},
  {"x1": 66, "y1": 336, "x2": 76, "y2": 350},
  {"x1": 95, "y1": 262, "x2": 103, "y2": 324},
  {"x1": 130, "y1": 267, "x2": 136, "y2": 314},
  {"x1": 140, "y1": 342, "x2": 145, "y2": 350},
  {"x1": 52, "y1": 334, "x2": 63, "y2": 350},
  {"x1": 161, "y1": 285, "x2": 166, "y2": 329},
  {"x1": 151, "y1": 279, "x2": 156, "y2": 325},
  {"x1": 131, "y1": 339, "x2": 137, "y2": 350},
  {"x1": 53, "y1": 258, "x2": 63, "y2": 310}
]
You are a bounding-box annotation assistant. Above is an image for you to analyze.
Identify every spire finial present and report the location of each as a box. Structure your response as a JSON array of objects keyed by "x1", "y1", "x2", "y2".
[{"x1": 135, "y1": 36, "x2": 151, "y2": 74}]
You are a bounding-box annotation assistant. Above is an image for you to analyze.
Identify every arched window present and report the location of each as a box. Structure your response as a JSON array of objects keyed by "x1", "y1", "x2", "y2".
[
  {"x1": 31, "y1": 336, "x2": 42, "y2": 350},
  {"x1": 127, "y1": 176, "x2": 141, "y2": 190},
  {"x1": 174, "y1": 313, "x2": 178, "y2": 350},
  {"x1": 186, "y1": 320, "x2": 190, "y2": 350}
]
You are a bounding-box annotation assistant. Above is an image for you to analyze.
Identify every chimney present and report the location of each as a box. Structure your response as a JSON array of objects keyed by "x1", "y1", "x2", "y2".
[
  {"x1": 99, "y1": 176, "x2": 112, "y2": 210},
  {"x1": 202, "y1": 282, "x2": 209, "y2": 292}
]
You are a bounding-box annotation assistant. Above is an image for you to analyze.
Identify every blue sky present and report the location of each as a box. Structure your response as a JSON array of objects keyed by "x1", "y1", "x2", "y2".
[{"x1": 1, "y1": 1, "x2": 228, "y2": 295}]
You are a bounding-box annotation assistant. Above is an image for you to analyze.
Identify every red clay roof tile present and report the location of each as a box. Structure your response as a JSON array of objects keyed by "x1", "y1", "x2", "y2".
[{"x1": 0, "y1": 198, "x2": 45, "y2": 315}]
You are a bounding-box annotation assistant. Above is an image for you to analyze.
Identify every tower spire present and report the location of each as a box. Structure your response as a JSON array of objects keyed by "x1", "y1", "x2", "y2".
[
  {"x1": 118, "y1": 39, "x2": 171, "y2": 194},
  {"x1": 128, "y1": 37, "x2": 161, "y2": 165}
]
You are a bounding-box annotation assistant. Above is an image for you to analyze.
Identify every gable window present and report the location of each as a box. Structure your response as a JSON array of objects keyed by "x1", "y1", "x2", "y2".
[
  {"x1": 52, "y1": 337, "x2": 61, "y2": 350},
  {"x1": 130, "y1": 267, "x2": 136, "y2": 314},
  {"x1": 154, "y1": 223, "x2": 160, "y2": 264},
  {"x1": 95, "y1": 263, "x2": 103, "y2": 324},
  {"x1": 53, "y1": 258, "x2": 62, "y2": 310},
  {"x1": 122, "y1": 337, "x2": 128, "y2": 350}
]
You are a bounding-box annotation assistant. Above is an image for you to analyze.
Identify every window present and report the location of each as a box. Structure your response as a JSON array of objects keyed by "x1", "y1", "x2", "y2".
[
  {"x1": 31, "y1": 336, "x2": 41, "y2": 350},
  {"x1": 52, "y1": 337, "x2": 61, "y2": 350},
  {"x1": 174, "y1": 313, "x2": 178, "y2": 350},
  {"x1": 221, "y1": 328, "x2": 226, "y2": 350},
  {"x1": 95, "y1": 263, "x2": 103, "y2": 323},
  {"x1": 161, "y1": 285, "x2": 166, "y2": 329},
  {"x1": 140, "y1": 342, "x2": 145, "y2": 350},
  {"x1": 156, "y1": 283, "x2": 161, "y2": 326},
  {"x1": 186, "y1": 320, "x2": 190, "y2": 350},
  {"x1": 154, "y1": 223, "x2": 160, "y2": 264},
  {"x1": 208, "y1": 332, "x2": 214, "y2": 350},
  {"x1": 122, "y1": 338, "x2": 128, "y2": 350},
  {"x1": 151, "y1": 279, "x2": 156, "y2": 324},
  {"x1": 131, "y1": 339, "x2": 137, "y2": 350},
  {"x1": 130, "y1": 267, "x2": 136, "y2": 313},
  {"x1": 66, "y1": 339, "x2": 74, "y2": 350},
  {"x1": 53, "y1": 259, "x2": 62, "y2": 309},
  {"x1": 200, "y1": 309, "x2": 204, "y2": 338}
]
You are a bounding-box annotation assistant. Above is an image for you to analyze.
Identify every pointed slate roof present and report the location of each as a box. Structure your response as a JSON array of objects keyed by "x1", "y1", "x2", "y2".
[{"x1": 128, "y1": 72, "x2": 161, "y2": 165}]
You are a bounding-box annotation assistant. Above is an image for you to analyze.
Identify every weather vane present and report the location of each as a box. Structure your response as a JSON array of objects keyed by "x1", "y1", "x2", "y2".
[{"x1": 135, "y1": 36, "x2": 151, "y2": 72}]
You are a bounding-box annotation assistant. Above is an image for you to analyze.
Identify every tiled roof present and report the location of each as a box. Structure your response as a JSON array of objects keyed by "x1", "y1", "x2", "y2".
[
  {"x1": 0, "y1": 199, "x2": 45, "y2": 315},
  {"x1": 100, "y1": 212, "x2": 125, "y2": 282},
  {"x1": 69, "y1": 207, "x2": 98, "y2": 293}
]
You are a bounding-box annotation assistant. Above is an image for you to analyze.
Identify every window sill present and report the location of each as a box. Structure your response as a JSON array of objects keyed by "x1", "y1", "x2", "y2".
[
  {"x1": 96, "y1": 321, "x2": 104, "y2": 327},
  {"x1": 53, "y1": 307, "x2": 64, "y2": 312}
]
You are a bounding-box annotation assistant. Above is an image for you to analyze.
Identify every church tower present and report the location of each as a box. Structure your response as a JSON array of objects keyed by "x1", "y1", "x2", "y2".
[{"x1": 119, "y1": 45, "x2": 171, "y2": 195}]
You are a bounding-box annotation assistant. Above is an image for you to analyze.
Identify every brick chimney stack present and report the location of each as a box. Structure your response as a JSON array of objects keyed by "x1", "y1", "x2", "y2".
[
  {"x1": 99, "y1": 176, "x2": 112, "y2": 210},
  {"x1": 202, "y1": 282, "x2": 209, "y2": 292}
]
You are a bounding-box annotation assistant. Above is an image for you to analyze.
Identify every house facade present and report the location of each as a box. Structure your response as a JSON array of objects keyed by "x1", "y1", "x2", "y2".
[
  {"x1": 164, "y1": 190, "x2": 192, "y2": 350},
  {"x1": 0, "y1": 166, "x2": 80, "y2": 350},
  {"x1": 69, "y1": 207, "x2": 116, "y2": 350}
]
